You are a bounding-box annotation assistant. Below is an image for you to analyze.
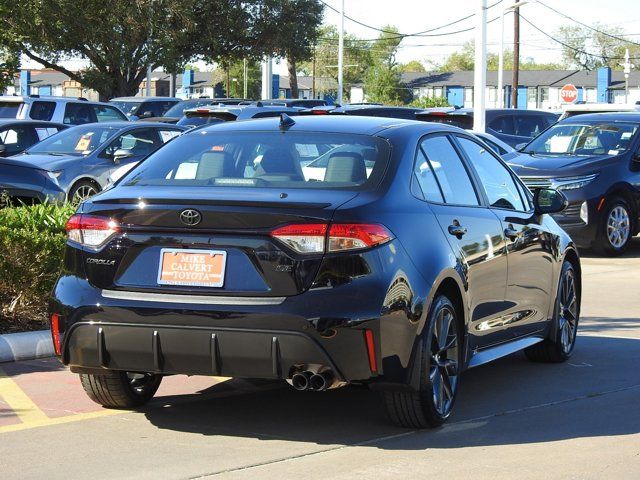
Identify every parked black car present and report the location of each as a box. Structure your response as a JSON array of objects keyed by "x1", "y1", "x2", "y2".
[
  {"x1": 330, "y1": 105, "x2": 425, "y2": 119},
  {"x1": 109, "y1": 97, "x2": 180, "y2": 120},
  {"x1": 177, "y1": 105, "x2": 303, "y2": 128},
  {"x1": 50, "y1": 116, "x2": 580, "y2": 428},
  {"x1": 146, "y1": 98, "x2": 251, "y2": 124},
  {"x1": 417, "y1": 108, "x2": 558, "y2": 147},
  {"x1": 0, "y1": 119, "x2": 67, "y2": 157},
  {"x1": 509, "y1": 112, "x2": 640, "y2": 255}
]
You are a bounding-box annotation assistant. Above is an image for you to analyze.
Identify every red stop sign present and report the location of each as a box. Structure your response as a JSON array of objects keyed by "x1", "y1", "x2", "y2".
[{"x1": 560, "y1": 84, "x2": 579, "y2": 104}]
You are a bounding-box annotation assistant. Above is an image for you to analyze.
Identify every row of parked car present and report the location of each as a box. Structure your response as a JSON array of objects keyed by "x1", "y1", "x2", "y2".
[{"x1": 0, "y1": 93, "x2": 639, "y2": 255}]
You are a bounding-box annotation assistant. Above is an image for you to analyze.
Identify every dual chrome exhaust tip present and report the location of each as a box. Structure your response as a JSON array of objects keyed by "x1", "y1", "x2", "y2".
[{"x1": 290, "y1": 370, "x2": 335, "y2": 391}]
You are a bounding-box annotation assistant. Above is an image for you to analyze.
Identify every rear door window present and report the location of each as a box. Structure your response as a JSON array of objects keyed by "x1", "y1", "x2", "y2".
[
  {"x1": 122, "y1": 132, "x2": 390, "y2": 190},
  {"x1": 64, "y1": 103, "x2": 97, "y2": 124},
  {"x1": 514, "y1": 115, "x2": 548, "y2": 137},
  {"x1": 419, "y1": 135, "x2": 479, "y2": 206},
  {"x1": 29, "y1": 101, "x2": 56, "y2": 121},
  {"x1": 488, "y1": 115, "x2": 515, "y2": 134}
]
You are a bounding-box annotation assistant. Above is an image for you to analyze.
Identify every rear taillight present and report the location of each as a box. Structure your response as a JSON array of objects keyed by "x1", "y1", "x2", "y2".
[
  {"x1": 328, "y1": 224, "x2": 392, "y2": 252},
  {"x1": 271, "y1": 223, "x2": 328, "y2": 254},
  {"x1": 66, "y1": 214, "x2": 119, "y2": 248},
  {"x1": 270, "y1": 223, "x2": 393, "y2": 254},
  {"x1": 50, "y1": 313, "x2": 62, "y2": 356}
]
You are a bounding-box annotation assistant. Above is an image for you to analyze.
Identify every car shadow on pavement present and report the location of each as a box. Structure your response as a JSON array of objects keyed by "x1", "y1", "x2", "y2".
[
  {"x1": 580, "y1": 316, "x2": 640, "y2": 335},
  {"x1": 143, "y1": 335, "x2": 640, "y2": 449},
  {"x1": 580, "y1": 237, "x2": 640, "y2": 259}
]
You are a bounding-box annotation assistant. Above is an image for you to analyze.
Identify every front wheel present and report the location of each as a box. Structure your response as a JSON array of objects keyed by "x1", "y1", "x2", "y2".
[
  {"x1": 79, "y1": 371, "x2": 162, "y2": 408},
  {"x1": 594, "y1": 198, "x2": 634, "y2": 256},
  {"x1": 525, "y1": 260, "x2": 580, "y2": 363},
  {"x1": 382, "y1": 294, "x2": 461, "y2": 428}
]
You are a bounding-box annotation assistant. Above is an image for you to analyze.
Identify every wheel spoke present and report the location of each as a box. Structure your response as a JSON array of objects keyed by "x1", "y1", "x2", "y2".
[{"x1": 440, "y1": 368, "x2": 454, "y2": 402}]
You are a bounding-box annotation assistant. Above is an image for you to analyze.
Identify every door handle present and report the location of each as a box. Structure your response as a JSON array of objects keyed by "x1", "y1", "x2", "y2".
[
  {"x1": 448, "y1": 223, "x2": 467, "y2": 239},
  {"x1": 504, "y1": 225, "x2": 519, "y2": 241}
]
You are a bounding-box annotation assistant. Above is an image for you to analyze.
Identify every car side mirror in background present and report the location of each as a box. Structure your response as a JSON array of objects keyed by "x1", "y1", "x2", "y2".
[
  {"x1": 0, "y1": 145, "x2": 6, "y2": 154},
  {"x1": 515, "y1": 142, "x2": 527, "y2": 151},
  {"x1": 534, "y1": 188, "x2": 568, "y2": 215},
  {"x1": 140, "y1": 111, "x2": 153, "y2": 119},
  {"x1": 113, "y1": 148, "x2": 133, "y2": 164},
  {"x1": 632, "y1": 153, "x2": 640, "y2": 164}
]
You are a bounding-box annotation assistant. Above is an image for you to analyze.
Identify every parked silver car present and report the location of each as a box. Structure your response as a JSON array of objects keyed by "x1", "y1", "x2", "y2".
[
  {"x1": 0, "y1": 96, "x2": 128, "y2": 125},
  {"x1": 7, "y1": 122, "x2": 186, "y2": 202}
]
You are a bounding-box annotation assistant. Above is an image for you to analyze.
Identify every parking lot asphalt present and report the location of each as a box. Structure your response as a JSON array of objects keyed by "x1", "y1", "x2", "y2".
[{"x1": 1, "y1": 242, "x2": 640, "y2": 480}]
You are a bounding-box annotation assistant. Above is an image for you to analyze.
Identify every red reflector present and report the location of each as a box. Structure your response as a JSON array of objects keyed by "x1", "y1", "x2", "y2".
[
  {"x1": 364, "y1": 329, "x2": 377, "y2": 373},
  {"x1": 51, "y1": 314, "x2": 62, "y2": 356},
  {"x1": 597, "y1": 197, "x2": 606, "y2": 211}
]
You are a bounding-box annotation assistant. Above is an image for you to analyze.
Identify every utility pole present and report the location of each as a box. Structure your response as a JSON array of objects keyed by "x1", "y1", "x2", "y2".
[
  {"x1": 337, "y1": 0, "x2": 344, "y2": 105},
  {"x1": 312, "y1": 45, "x2": 316, "y2": 99},
  {"x1": 511, "y1": 0, "x2": 520, "y2": 109},
  {"x1": 473, "y1": 0, "x2": 487, "y2": 132}
]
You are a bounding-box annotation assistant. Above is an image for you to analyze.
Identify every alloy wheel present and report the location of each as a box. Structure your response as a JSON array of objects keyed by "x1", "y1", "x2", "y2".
[
  {"x1": 558, "y1": 268, "x2": 578, "y2": 354},
  {"x1": 606, "y1": 205, "x2": 630, "y2": 249},
  {"x1": 429, "y1": 306, "x2": 459, "y2": 416},
  {"x1": 72, "y1": 184, "x2": 98, "y2": 203}
]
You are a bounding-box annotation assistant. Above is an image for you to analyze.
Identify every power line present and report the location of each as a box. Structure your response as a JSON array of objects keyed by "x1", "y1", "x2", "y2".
[
  {"x1": 536, "y1": 0, "x2": 640, "y2": 48},
  {"x1": 318, "y1": 0, "x2": 503, "y2": 39},
  {"x1": 519, "y1": 14, "x2": 640, "y2": 61}
]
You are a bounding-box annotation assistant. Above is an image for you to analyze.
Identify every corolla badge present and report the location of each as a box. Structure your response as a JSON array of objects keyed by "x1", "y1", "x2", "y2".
[{"x1": 179, "y1": 209, "x2": 202, "y2": 226}]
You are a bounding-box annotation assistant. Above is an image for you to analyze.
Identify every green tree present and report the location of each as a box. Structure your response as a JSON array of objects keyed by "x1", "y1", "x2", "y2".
[
  {"x1": 0, "y1": 49, "x2": 19, "y2": 91},
  {"x1": 398, "y1": 60, "x2": 427, "y2": 73},
  {"x1": 225, "y1": 60, "x2": 262, "y2": 99},
  {"x1": 0, "y1": 0, "x2": 323, "y2": 100},
  {"x1": 435, "y1": 41, "x2": 475, "y2": 71},
  {"x1": 299, "y1": 25, "x2": 371, "y2": 100},
  {"x1": 363, "y1": 26, "x2": 410, "y2": 104}
]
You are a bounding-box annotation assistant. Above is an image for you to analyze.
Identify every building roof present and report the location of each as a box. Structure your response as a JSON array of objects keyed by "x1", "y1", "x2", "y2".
[{"x1": 402, "y1": 70, "x2": 640, "y2": 90}]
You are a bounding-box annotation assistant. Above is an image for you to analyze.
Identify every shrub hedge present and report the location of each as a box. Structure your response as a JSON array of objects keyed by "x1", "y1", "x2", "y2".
[{"x1": 0, "y1": 202, "x2": 76, "y2": 333}]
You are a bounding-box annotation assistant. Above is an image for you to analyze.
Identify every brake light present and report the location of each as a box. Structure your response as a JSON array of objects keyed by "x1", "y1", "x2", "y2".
[
  {"x1": 271, "y1": 223, "x2": 328, "y2": 254},
  {"x1": 328, "y1": 224, "x2": 392, "y2": 252},
  {"x1": 50, "y1": 314, "x2": 62, "y2": 356},
  {"x1": 270, "y1": 223, "x2": 393, "y2": 254},
  {"x1": 66, "y1": 214, "x2": 119, "y2": 247}
]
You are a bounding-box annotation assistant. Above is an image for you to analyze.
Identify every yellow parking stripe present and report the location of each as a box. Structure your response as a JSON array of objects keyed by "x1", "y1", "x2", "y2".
[
  {"x1": 0, "y1": 408, "x2": 122, "y2": 434},
  {"x1": 0, "y1": 367, "x2": 49, "y2": 425}
]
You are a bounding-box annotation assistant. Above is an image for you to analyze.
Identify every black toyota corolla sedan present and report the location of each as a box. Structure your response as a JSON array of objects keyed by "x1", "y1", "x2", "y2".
[{"x1": 50, "y1": 115, "x2": 581, "y2": 428}]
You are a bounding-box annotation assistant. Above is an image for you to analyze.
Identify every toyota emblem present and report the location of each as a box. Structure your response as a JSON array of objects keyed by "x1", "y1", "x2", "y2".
[{"x1": 179, "y1": 209, "x2": 202, "y2": 226}]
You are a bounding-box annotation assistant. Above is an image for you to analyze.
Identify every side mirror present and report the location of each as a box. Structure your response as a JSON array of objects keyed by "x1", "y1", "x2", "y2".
[
  {"x1": 515, "y1": 142, "x2": 527, "y2": 151},
  {"x1": 113, "y1": 148, "x2": 133, "y2": 164},
  {"x1": 632, "y1": 153, "x2": 640, "y2": 163},
  {"x1": 140, "y1": 111, "x2": 153, "y2": 119},
  {"x1": 533, "y1": 188, "x2": 568, "y2": 215},
  {"x1": 0, "y1": 145, "x2": 6, "y2": 154}
]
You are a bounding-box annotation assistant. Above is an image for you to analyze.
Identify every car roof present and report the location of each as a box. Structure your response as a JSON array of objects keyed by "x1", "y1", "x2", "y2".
[
  {"x1": 110, "y1": 96, "x2": 179, "y2": 102},
  {"x1": 559, "y1": 112, "x2": 640, "y2": 123},
  {"x1": 194, "y1": 114, "x2": 461, "y2": 136},
  {"x1": 448, "y1": 108, "x2": 557, "y2": 116},
  {"x1": 0, "y1": 96, "x2": 113, "y2": 106},
  {"x1": 0, "y1": 119, "x2": 67, "y2": 127}
]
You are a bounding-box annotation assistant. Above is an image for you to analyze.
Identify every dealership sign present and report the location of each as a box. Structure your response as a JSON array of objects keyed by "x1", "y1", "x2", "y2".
[{"x1": 560, "y1": 84, "x2": 579, "y2": 104}]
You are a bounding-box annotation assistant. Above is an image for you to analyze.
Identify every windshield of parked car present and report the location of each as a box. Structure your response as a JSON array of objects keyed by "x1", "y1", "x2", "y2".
[
  {"x1": 26, "y1": 125, "x2": 119, "y2": 156},
  {"x1": 121, "y1": 131, "x2": 390, "y2": 189},
  {"x1": 0, "y1": 102, "x2": 23, "y2": 118},
  {"x1": 109, "y1": 101, "x2": 142, "y2": 115},
  {"x1": 523, "y1": 122, "x2": 639, "y2": 156}
]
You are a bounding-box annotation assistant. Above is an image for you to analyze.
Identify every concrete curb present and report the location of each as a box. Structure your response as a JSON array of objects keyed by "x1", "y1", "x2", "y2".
[{"x1": 0, "y1": 330, "x2": 54, "y2": 363}]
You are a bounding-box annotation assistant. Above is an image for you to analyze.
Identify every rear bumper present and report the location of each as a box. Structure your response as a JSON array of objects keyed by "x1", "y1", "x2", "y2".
[{"x1": 50, "y1": 276, "x2": 395, "y2": 383}]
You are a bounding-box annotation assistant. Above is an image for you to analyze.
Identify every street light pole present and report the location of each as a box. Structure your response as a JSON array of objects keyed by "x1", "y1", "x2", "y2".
[
  {"x1": 473, "y1": 0, "x2": 487, "y2": 132},
  {"x1": 337, "y1": 0, "x2": 344, "y2": 105}
]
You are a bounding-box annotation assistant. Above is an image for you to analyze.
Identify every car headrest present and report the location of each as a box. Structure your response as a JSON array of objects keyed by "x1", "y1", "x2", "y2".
[
  {"x1": 258, "y1": 148, "x2": 298, "y2": 175},
  {"x1": 324, "y1": 152, "x2": 367, "y2": 183},
  {"x1": 196, "y1": 151, "x2": 235, "y2": 179}
]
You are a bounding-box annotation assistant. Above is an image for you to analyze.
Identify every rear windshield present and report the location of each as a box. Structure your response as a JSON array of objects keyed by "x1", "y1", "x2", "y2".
[
  {"x1": 0, "y1": 101, "x2": 23, "y2": 118},
  {"x1": 110, "y1": 101, "x2": 142, "y2": 115},
  {"x1": 176, "y1": 116, "x2": 226, "y2": 128},
  {"x1": 122, "y1": 131, "x2": 390, "y2": 189},
  {"x1": 165, "y1": 100, "x2": 214, "y2": 117},
  {"x1": 419, "y1": 113, "x2": 473, "y2": 129}
]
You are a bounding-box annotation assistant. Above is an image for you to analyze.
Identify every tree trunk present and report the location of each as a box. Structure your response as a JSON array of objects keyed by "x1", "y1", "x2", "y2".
[{"x1": 287, "y1": 58, "x2": 298, "y2": 99}]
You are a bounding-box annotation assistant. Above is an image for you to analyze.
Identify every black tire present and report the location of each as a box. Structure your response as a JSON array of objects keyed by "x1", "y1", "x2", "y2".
[
  {"x1": 525, "y1": 260, "x2": 580, "y2": 363},
  {"x1": 382, "y1": 294, "x2": 461, "y2": 428},
  {"x1": 79, "y1": 371, "x2": 162, "y2": 408},
  {"x1": 69, "y1": 180, "x2": 101, "y2": 203},
  {"x1": 594, "y1": 197, "x2": 634, "y2": 256}
]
